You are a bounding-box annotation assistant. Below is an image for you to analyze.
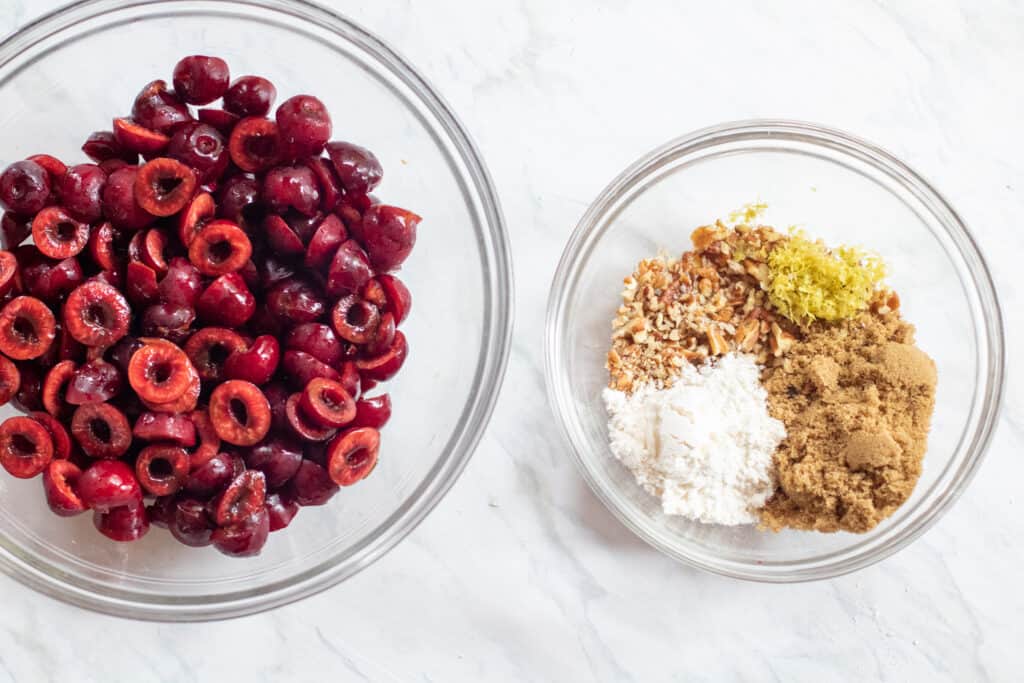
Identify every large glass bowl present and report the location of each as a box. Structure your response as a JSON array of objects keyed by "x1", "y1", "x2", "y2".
[
  {"x1": 0, "y1": 0, "x2": 512, "y2": 619},
  {"x1": 546, "y1": 120, "x2": 1004, "y2": 582}
]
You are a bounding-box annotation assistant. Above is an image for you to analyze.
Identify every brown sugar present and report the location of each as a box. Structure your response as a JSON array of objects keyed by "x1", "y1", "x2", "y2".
[{"x1": 759, "y1": 313, "x2": 937, "y2": 533}]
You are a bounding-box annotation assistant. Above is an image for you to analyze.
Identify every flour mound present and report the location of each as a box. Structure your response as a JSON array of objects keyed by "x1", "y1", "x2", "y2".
[{"x1": 602, "y1": 353, "x2": 785, "y2": 525}]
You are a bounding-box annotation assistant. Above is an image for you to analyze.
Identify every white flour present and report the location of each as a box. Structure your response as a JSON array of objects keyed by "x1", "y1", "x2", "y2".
[{"x1": 602, "y1": 353, "x2": 785, "y2": 525}]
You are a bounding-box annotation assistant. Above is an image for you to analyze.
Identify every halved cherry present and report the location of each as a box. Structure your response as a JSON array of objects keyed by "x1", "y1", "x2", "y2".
[
  {"x1": 29, "y1": 411, "x2": 72, "y2": 460},
  {"x1": 97, "y1": 157, "x2": 132, "y2": 175},
  {"x1": 283, "y1": 459, "x2": 338, "y2": 506},
  {"x1": 131, "y1": 79, "x2": 192, "y2": 133},
  {"x1": 135, "y1": 444, "x2": 190, "y2": 497},
  {"x1": 211, "y1": 506, "x2": 268, "y2": 557},
  {"x1": 70, "y1": 402, "x2": 131, "y2": 459},
  {"x1": 0, "y1": 355, "x2": 20, "y2": 405},
  {"x1": 63, "y1": 281, "x2": 131, "y2": 347},
  {"x1": 331, "y1": 293, "x2": 379, "y2": 344},
  {"x1": 87, "y1": 221, "x2": 117, "y2": 271},
  {"x1": 197, "y1": 108, "x2": 240, "y2": 134},
  {"x1": 326, "y1": 427, "x2": 380, "y2": 486},
  {"x1": 127, "y1": 341, "x2": 194, "y2": 404},
  {"x1": 339, "y1": 361, "x2": 361, "y2": 399},
  {"x1": 125, "y1": 260, "x2": 159, "y2": 305},
  {"x1": 214, "y1": 469, "x2": 267, "y2": 525},
  {"x1": 352, "y1": 205, "x2": 420, "y2": 272},
  {"x1": 227, "y1": 117, "x2": 279, "y2": 172},
  {"x1": 86, "y1": 270, "x2": 122, "y2": 292},
  {"x1": 306, "y1": 156, "x2": 343, "y2": 212},
  {"x1": 195, "y1": 272, "x2": 255, "y2": 327},
  {"x1": 141, "y1": 362, "x2": 201, "y2": 414},
  {"x1": 265, "y1": 491, "x2": 299, "y2": 531},
  {"x1": 282, "y1": 350, "x2": 341, "y2": 388},
  {"x1": 185, "y1": 450, "x2": 233, "y2": 497},
  {"x1": 141, "y1": 227, "x2": 170, "y2": 274},
  {"x1": 326, "y1": 141, "x2": 382, "y2": 195},
  {"x1": 157, "y1": 257, "x2": 203, "y2": 307},
  {"x1": 104, "y1": 166, "x2": 158, "y2": 230},
  {"x1": 0, "y1": 295, "x2": 57, "y2": 359},
  {"x1": 42, "y1": 360, "x2": 77, "y2": 418},
  {"x1": 188, "y1": 405, "x2": 220, "y2": 448},
  {"x1": 350, "y1": 394, "x2": 392, "y2": 430},
  {"x1": 134, "y1": 157, "x2": 197, "y2": 217},
  {"x1": 17, "y1": 247, "x2": 85, "y2": 302},
  {"x1": 304, "y1": 214, "x2": 347, "y2": 270},
  {"x1": 113, "y1": 118, "x2": 170, "y2": 155},
  {"x1": 366, "y1": 312, "x2": 396, "y2": 356},
  {"x1": 265, "y1": 277, "x2": 326, "y2": 325},
  {"x1": 43, "y1": 459, "x2": 86, "y2": 516},
  {"x1": 0, "y1": 415, "x2": 54, "y2": 478},
  {"x1": 132, "y1": 412, "x2": 197, "y2": 447},
  {"x1": 223, "y1": 334, "x2": 279, "y2": 385},
  {"x1": 335, "y1": 201, "x2": 362, "y2": 231},
  {"x1": 78, "y1": 459, "x2": 141, "y2": 510},
  {"x1": 26, "y1": 153, "x2": 68, "y2": 183},
  {"x1": 65, "y1": 359, "x2": 123, "y2": 405},
  {"x1": 31, "y1": 207, "x2": 89, "y2": 259},
  {"x1": 0, "y1": 250, "x2": 17, "y2": 299},
  {"x1": 325, "y1": 239, "x2": 372, "y2": 296},
  {"x1": 356, "y1": 331, "x2": 408, "y2": 382},
  {"x1": 178, "y1": 191, "x2": 215, "y2": 246},
  {"x1": 300, "y1": 378, "x2": 355, "y2": 428},
  {"x1": 93, "y1": 500, "x2": 150, "y2": 542},
  {"x1": 82, "y1": 130, "x2": 136, "y2": 164},
  {"x1": 284, "y1": 209, "x2": 323, "y2": 243},
  {"x1": 263, "y1": 382, "x2": 290, "y2": 433},
  {"x1": 127, "y1": 229, "x2": 146, "y2": 263},
  {"x1": 209, "y1": 380, "x2": 271, "y2": 446},
  {"x1": 263, "y1": 214, "x2": 304, "y2": 255},
  {"x1": 148, "y1": 494, "x2": 174, "y2": 528},
  {"x1": 284, "y1": 322, "x2": 343, "y2": 366},
  {"x1": 361, "y1": 276, "x2": 387, "y2": 309},
  {"x1": 284, "y1": 393, "x2": 337, "y2": 442},
  {"x1": 187, "y1": 219, "x2": 251, "y2": 276},
  {"x1": 166, "y1": 496, "x2": 214, "y2": 546},
  {"x1": 183, "y1": 326, "x2": 246, "y2": 382}
]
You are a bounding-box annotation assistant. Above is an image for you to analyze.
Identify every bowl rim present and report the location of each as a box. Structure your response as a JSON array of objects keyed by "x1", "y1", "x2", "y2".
[
  {"x1": 545, "y1": 118, "x2": 1005, "y2": 582},
  {"x1": 0, "y1": 0, "x2": 514, "y2": 619}
]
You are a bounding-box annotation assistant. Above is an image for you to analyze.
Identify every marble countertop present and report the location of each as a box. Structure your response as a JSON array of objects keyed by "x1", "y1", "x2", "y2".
[{"x1": 1, "y1": 0, "x2": 1021, "y2": 680}]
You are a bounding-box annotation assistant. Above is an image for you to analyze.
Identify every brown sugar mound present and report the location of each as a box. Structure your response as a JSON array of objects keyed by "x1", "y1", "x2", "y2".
[{"x1": 759, "y1": 313, "x2": 937, "y2": 533}]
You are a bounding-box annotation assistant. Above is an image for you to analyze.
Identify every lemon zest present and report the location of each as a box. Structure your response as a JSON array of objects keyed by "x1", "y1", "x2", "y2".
[
  {"x1": 766, "y1": 230, "x2": 886, "y2": 324},
  {"x1": 727, "y1": 201, "x2": 768, "y2": 226}
]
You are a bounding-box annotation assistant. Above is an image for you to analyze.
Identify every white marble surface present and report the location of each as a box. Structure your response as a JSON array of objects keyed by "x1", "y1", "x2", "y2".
[{"x1": 1, "y1": 0, "x2": 1022, "y2": 680}]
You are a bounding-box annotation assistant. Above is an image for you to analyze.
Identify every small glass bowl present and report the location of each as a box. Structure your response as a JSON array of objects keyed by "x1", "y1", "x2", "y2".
[
  {"x1": 0, "y1": 0, "x2": 512, "y2": 619},
  {"x1": 546, "y1": 120, "x2": 1004, "y2": 582}
]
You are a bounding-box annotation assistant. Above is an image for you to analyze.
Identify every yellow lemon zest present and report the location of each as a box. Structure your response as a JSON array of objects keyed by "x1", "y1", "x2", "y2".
[
  {"x1": 727, "y1": 200, "x2": 768, "y2": 226},
  {"x1": 766, "y1": 230, "x2": 886, "y2": 324}
]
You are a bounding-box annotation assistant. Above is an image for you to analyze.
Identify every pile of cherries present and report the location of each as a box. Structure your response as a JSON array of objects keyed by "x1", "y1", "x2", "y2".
[{"x1": 0, "y1": 55, "x2": 417, "y2": 557}]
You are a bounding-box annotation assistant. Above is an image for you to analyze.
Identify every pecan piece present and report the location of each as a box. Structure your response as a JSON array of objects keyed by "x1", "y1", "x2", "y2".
[
  {"x1": 706, "y1": 325, "x2": 730, "y2": 356},
  {"x1": 769, "y1": 322, "x2": 796, "y2": 357}
]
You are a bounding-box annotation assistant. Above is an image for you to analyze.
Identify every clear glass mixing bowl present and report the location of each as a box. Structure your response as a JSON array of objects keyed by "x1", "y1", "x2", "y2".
[
  {"x1": 546, "y1": 120, "x2": 1004, "y2": 581},
  {"x1": 0, "y1": 0, "x2": 512, "y2": 619}
]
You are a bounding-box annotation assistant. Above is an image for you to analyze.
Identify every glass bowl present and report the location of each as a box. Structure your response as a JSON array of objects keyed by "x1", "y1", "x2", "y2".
[
  {"x1": 0, "y1": 0, "x2": 512, "y2": 619},
  {"x1": 546, "y1": 120, "x2": 1004, "y2": 582}
]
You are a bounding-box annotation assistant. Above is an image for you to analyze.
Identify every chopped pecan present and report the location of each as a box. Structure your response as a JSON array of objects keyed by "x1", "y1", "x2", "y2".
[
  {"x1": 706, "y1": 325, "x2": 729, "y2": 355},
  {"x1": 769, "y1": 322, "x2": 795, "y2": 356}
]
